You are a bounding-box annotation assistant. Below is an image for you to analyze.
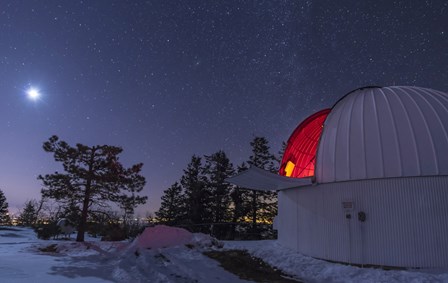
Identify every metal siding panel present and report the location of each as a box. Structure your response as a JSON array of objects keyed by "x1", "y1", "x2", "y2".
[
  {"x1": 376, "y1": 89, "x2": 402, "y2": 178},
  {"x1": 278, "y1": 176, "x2": 448, "y2": 267},
  {"x1": 277, "y1": 192, "x2": 285, "y2": 244},
  {"x1": 290, "y1": 190, "x2": 298, "y2": 251},
  {"x1": 281, "y1": 190, "x2": 298, "y2": 251},
  {"x1": 350, "y1": 92, "x2": 367, "y2": 180},
  {"x1": 397, "y1": 88, "x2": 436, "y2": 175},
  {"x1": 386, "y1": 92, "x2": 421, "y2": 175},
  {"x1": 334, "y1": 99, "x2": 351, "y2": 181}
]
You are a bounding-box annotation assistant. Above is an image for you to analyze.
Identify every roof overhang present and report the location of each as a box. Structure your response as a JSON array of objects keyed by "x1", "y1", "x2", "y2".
[{"x1": 225, "y1": 166, "x2": 313, "y2": 191}]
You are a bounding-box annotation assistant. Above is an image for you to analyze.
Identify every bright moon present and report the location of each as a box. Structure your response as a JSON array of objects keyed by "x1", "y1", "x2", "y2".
[{"x1": 26, "y1": 88, "x2": 40, "y2": 100}]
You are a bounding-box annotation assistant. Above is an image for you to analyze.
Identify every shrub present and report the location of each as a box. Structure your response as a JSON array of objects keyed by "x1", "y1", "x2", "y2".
[{"x1": 34, "y1": 222, "x2": 59, "y2": 240}]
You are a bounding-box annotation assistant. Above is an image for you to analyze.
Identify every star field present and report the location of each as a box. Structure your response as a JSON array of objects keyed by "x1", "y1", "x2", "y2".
[{"x1": 0, "y1": 1, "x2": 446, "y2": 214}]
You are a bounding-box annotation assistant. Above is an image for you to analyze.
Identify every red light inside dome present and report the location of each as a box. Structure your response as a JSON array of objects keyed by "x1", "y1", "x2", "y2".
[{"x1": 279, "y1": 109, "x2": 330, "y2": 178}]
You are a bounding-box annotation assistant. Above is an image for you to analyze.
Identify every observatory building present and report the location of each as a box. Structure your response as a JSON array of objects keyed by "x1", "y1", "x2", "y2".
[{"x1": 228, "y1": 86, "x2": 448, "y2": 268}]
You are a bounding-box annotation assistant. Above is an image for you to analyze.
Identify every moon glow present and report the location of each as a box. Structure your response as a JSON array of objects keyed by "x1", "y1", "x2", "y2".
[{"x1": 26, "y1": 87, "x2": 40, "y2": 100}]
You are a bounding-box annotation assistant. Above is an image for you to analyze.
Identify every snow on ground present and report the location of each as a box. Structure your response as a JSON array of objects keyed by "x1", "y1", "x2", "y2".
[
  {"x1": 0, "y1": 226, "x2": 250, "y2": 283},
  {"x1": 0, "y1": 227, "x2": 111, "y2": 283},
  {"x1": 225, "y1": 240, "x2": 448, "y2": 283},
  {"x1": 1, "y1": 225, "x2": 448, "y2": 283}
]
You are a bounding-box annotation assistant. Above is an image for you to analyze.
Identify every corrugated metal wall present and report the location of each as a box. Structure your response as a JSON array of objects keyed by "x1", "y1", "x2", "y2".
[{"x1": 278, "y1": 176, "x2": 448, "y2": 268}]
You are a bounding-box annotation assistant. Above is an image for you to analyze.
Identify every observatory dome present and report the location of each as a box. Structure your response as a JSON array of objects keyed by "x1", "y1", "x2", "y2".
[{"x1": 315, "y1": 86, "x2": 448, "y2": 183}]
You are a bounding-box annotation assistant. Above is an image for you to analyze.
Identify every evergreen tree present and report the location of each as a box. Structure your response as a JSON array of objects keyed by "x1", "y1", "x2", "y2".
[
  {"x1": 38, "y1": 135, "x2": 147, "y2": 242},
  {"x1": 0, "y1": 189, "x2": 10, "y2": 225},
  {"x1": 230, "y1": 162, "x2": 250, "y2": 223},
  {"x1": 278, "y1": 141, "x2": 287, "y2": 161},
  {"x1": 181, "y1": 155, "x2": 209, "y2": 228},
  {"x1": 204, "y1": 150, "x2": 234, "y2": 224},
  {"x1": 62, "y1": 201, "x2": 81, "y2": 227},
  {"x1": 229, "y1": 162, "x2": 252, "y2": 238},
  {"x1": 19, "y1": 200, "x2": 38, "y2": 226},
  {"x1": 155, "y1": 182, "x2": 185, "y2": 225},
  {"x1": 249, "y1": 136, "x2": 278, "y2": 172},
  {"x1": 247, "y1": 137, "x2": 278, "y2": 227}
]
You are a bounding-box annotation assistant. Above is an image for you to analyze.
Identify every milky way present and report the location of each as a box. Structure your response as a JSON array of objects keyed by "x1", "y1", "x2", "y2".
[{"x1": 0, "y1": 1, "x2": 446, "y2": 214}]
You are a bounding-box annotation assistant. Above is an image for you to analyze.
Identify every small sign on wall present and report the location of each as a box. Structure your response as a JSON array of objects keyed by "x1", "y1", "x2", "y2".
[{"x1": 342, "y1": 200, "x2": 354, "y2": 211}]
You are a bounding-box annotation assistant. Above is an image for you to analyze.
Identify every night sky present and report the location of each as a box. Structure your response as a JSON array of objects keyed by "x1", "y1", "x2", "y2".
[{"x1": 0, "y1": 1, "x2": 446, "y2": 216}]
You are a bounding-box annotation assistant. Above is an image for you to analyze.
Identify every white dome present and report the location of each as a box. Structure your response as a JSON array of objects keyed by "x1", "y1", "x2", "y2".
[{"x1": 316, "y1": 86, "x2": 448, "y2": 183}]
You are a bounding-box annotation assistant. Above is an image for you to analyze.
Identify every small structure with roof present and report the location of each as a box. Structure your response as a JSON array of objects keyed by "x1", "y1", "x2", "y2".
[{"x1": 228, "y1": 86, "x2": 448, "y2": 268}]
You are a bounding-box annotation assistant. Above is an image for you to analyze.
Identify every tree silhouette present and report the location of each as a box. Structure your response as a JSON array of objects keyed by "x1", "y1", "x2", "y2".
[
  {"x1": 38, "y1": 135, "x2": 147, "y2": 242},
  {"x1": 0, "y1": 189, "x2": 10, "y2": 225},
  {"x1": 155, "y1": 182, "x2": 185, "y2": 225},
  {"x1": 19, "y1": 200, "x2": 38, "y2": 226}
]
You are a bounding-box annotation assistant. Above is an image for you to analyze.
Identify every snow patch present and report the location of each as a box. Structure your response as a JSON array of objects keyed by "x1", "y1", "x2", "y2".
[
  {"x1": 5, "y1": 227, "x2": 448, "y2": 283},
  {"x1": 224, "y1": 240, "x2": 448, "y2": 283}
]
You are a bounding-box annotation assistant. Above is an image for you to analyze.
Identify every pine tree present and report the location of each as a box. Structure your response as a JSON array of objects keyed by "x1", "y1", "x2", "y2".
[
  {"x1": 38, "y1": 135, "x2": 147, "y2": 242},
  {"x1": 204, "y1": 150, "x2": 235, "y2": 224},
  {"x1": 229, "y1": 162, "x2": 252, "y2": 239},
  {"x1": 0, "y1": 189, "x2": 10, "y2": 225},
  {"x1": 247, "y1": 137, "x2": 278, "y2": 228},
  {"x1": 155, "y1": 182, "x2": 185, "y2": 225},
  {"x1": 62, "y1": 201, "x2": 81, "y2": 227},
  {"x1": 230, "y1": 162, "x2": 250, "y2": 222},
  {"x1": 19, "y1": 200, "x2": 38, "y2": 226},
  {"x1": 181, "y1": 155, "x2": 209, "y2": 228},
  {"x1": 249, "y1": 136, "x2": 278, "y2": 172},
  {"x1": 278, "y1": 141, "x2": 287, "y2": 162}
]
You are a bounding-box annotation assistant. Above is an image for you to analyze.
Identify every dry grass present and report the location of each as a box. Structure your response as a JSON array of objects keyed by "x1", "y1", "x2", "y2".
[{"x1": 38, "y1": 244, "x2": 58, "y2": 253}]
